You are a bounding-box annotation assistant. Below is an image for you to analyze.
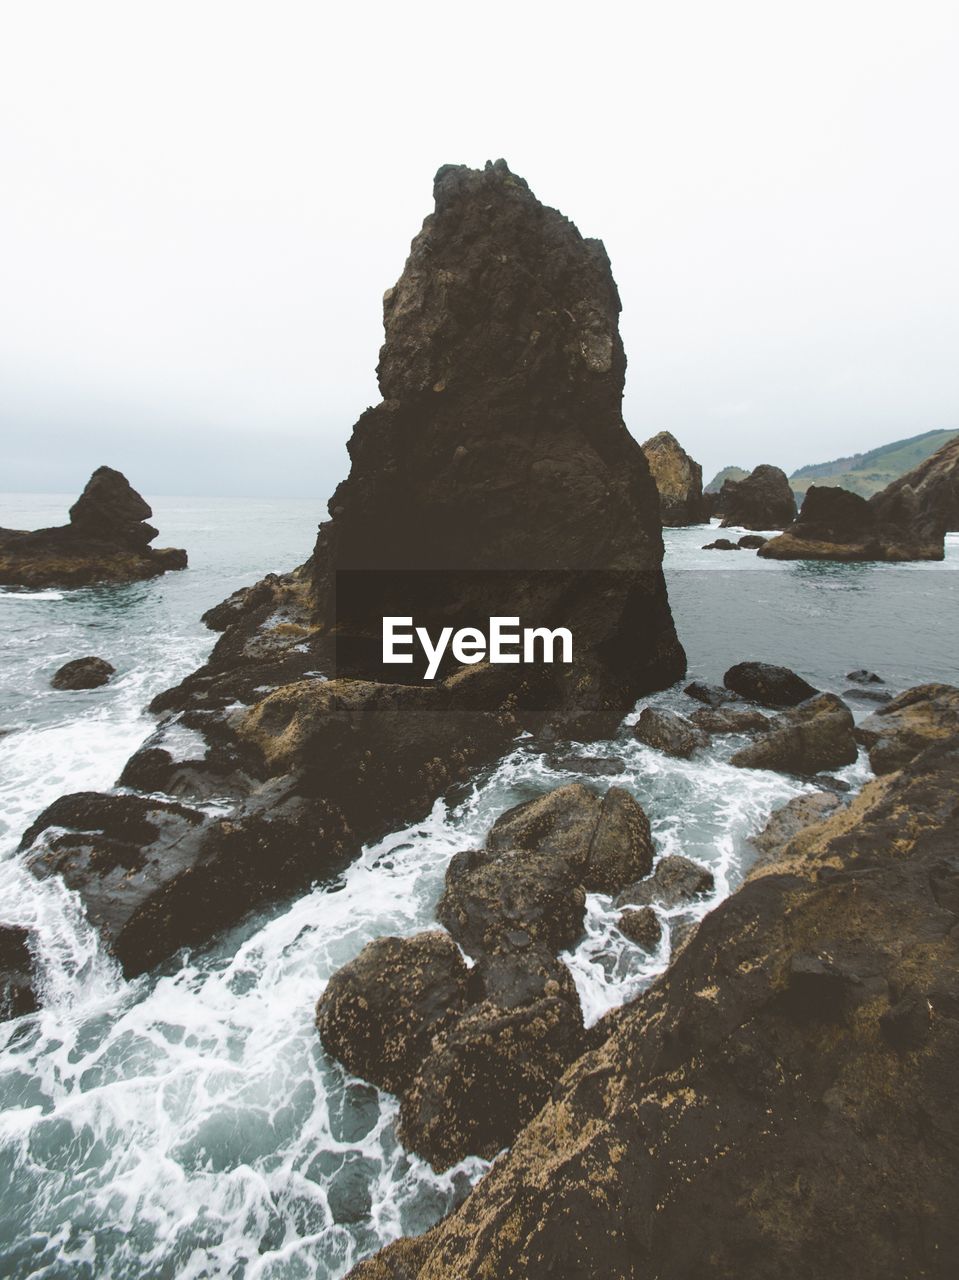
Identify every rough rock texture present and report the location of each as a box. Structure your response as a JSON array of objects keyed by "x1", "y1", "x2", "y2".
[
  {"x1": 723, "y1": 661, "x2": 819, "y2": 707},
  {"x1": 719, "y1": 464, "x2": 797, "y2": 530},
  {"x1": 749, "y1": 789, "x2": 850, "y2": 863},
  {"x1": 632, "y1": 707, "x2": 708, "y2": 758},
  {"x1": 737, "y1": 533, "x2": 767, "y2": 549},
  {"x1": 615, "y1": 854, "x2": 715, "y2": 909},
  {"x1": 0, "y1": 925, "x2": 37, "y2": 1020},
  {"x1": 349, "y1": 734, "x2": 959, "y2": 1280},
  {"x1": 315, "y1": 932, "x2": 469, "y2": 1094},
  {"x1": 702, "y1": 537, "x2": 741, "y2": 551},
  {"x1": 856, "y1": 683, "x2": 959, "y2": 774},
  {"x1": 17, "y1": 163, "x2": 684, "y2": 981},
  {"x1": 871, "y1": 432, "x2": 959, "y2": 533},
  {"x1": 689, "y1": 705, "x2": 771, "y2": 734},
  {"x1": 616, "y1": 906, "x2": 662, "y2": 950},
  {"x1": 758, "y1": 483, "x2": 945, "y2": 562},
  {"x1": 684, "y1": 680, "x2": 741, "y2": 708},
  {"x1": 731, "y1": 693, "x2": 858, "y2": 776},
  {"x1": 640, "y1": 431, "x2": 707, "y2": 525},
  {"x1": 0, "y1": 467, "x2": 187, "y2": 587},
  {"x1": 51, "y1": 656, "x2": 116, "y2": 690}
]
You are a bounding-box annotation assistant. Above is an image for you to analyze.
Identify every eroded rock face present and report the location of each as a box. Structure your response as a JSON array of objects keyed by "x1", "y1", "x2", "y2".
[
  {"x1": 641, "y1": 431, "x2": 707, "y2": 525},
  {"x1": 856, "y1": 683, "x2": 959, "y2": 774},
  {"x1": 17, "y1": 163, "x2": 684, "y2": 981},
  {"x1": 351, "y1": 737, "x2": 959, "y2": 1280},
  {"x1": 758, "y1": 484, "x2": 945, "y2": 562},
  {"x1": 0, "y1": 467, "x2": 187, "y2": 587},
  {"x1": 873, "y1": 433, "x2": 959, "y2": 533},
  {"x1": 731, "y1": 693, "x2": 858, "y2": 776},
  {"x1": 719, "y1": 464, "x2": 797, "y2": 530}
]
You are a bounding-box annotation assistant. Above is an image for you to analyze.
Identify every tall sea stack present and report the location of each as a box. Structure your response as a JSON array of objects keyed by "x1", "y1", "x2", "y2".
[{"x1": 18, "y1": 162, "x2": 685, "y2": 978}]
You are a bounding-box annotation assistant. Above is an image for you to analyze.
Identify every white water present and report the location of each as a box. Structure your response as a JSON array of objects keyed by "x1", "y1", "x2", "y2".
[{"x1": 0, "y1": 502, "x2": 955, "y2": 1279}]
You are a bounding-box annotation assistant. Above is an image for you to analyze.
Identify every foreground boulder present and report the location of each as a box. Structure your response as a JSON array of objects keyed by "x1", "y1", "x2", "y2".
[
  {"x1": 718, "y1": 464, "x2": 797, "y2": 530},
  {"x1": 723, "y1": 661, "x2": 818, "y2": 707},
  {"x1": 51, "y1": 656, "x2": 115, "y2": 690},
  {"x1": 0, "y1": 467, "x2": 187, "y2": 587},
  {"x1": 0, "y1": 925, "x2": 37, "y2": 1020},
  {"x1": 641, "y1": 431, "x2": 707, "y2": 525},
  {"x1": 18, "y1": 162, "x2": 684, "y2": 979},
  {"x1": 349, "y1": 737, "x2": 959, "y2": 1280},
  {"x1": 758, "y1": 483, "x2": 945, "y2": 561},
  {"x1": 731, "y1": 693, "x2": 857, "y2": 776},
  {"x1": 856, "y1": 683, "x2": 959, "y2": 774}
]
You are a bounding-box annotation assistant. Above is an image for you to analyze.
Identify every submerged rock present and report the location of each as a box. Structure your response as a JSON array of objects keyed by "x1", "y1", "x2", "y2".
[
  {"x1": 731, "y1": 693, "x2": 857, "y2": 776},
  {"x1": 718, "y1": 464, "x2": 797, "y2": 530},
  {"x1": 723, "y1": 661, "x2": 819, "y2": 707},
  {"x1": 350, "y1": 734, "x2": 959, "y2": 1280},
  {"x1": 51, "y1": 656, "x2": 115, "y2": 690},
  {"x1": 856, "y1": 683, "x2": 959, "y2": 774},
  {"x1": 641, "y1": 431, "x2": 708, "y2": 525},
  {"x1": 17, "y1": 162, "x2": 685, "y2": 978},
  {"x1": 0, "y1": 467, "x2": 187, "y2": 587},
  {"x1": 758, "y1": 484, "x2": 945, "y2": 562},
  {"x1": 632, "y1": 707, "x2": 708, "y2": 758},
  {"x1": 0, "y1": 925, "x2": 37, "y2": 1020}
]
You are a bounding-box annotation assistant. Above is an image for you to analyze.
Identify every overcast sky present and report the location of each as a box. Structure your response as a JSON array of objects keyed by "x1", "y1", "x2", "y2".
[{"x1": 1, "y1": 1, "x2": 957, "y2": 502}]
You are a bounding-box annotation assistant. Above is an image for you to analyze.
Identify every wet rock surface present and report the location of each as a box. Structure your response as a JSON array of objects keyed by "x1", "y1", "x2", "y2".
[
  {"x1": 718, "y1": 464, "x2": 797, "y2": 530},
  {"x1": 0, "y1": 925, "x2": 38, "y2": 1020},
  {"x1": 731, "y1": 693, "x2": 857, "y2": 776},
  {"x1": 689, "y1": 704, "x2": 771, "y2": 734},
  {"x1": 640, "y1": 431, "x2": 708, "y2": 526},
  {"x1": 684, "y1": 680, "x2": 741, "y2": 708},
  {"x1": 759, "y1": 483, "x2": 945, "y2": 562},
  {"x1": 616, "y1": 854, "x2": 715, "y2": 909},
  {"x1": 15, "y1": 163, "x2": 685, "y2": 982},
  {"x1": 856, "y1": 683, "x2": 959, "y2": 774},
  {"x1": 349, "y1": 733, "x2": 959, "y2": 1280},
  {"x1": 723, "y1": 661, "x2": 819, "y2": 707},
  {"x1": 632, "y1": 706, "x2": 708, "y2": 758},
  {"x1": 749, "y1": 789, "x2": 850, "y2": 864},
  {"x1": 616, "y1": 906, "x2": 662, "y2": 950},
  {"x1": 0, "y1": 467, "x2": 187, "y2": 587},
  {"x1": 50, "y1": 656, "x2": 116, "y2": 690}
]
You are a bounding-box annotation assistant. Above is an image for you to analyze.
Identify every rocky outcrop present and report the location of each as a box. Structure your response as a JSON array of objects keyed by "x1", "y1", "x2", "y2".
[
  {"x1": 17, "y1": 163, "x2": 685, "y2": 983},
  {"x1": 632, "y1": 707, "x2": 708, "y2": 758},
  {"x1": 723, "y1": 661, "x2": 818, "y2": 707},
  {"x1": 0, "y1": 925, "x2": 37, "y2": 1020},
  {"x1": 758, "y1": 483, "x2": 945, "y2": 562},
  {"x1": 702, "y1": 537, "x2": 741, "y2": 550},
  {"x1": 718, "y1": 464, "x2": 797, "y2": 530},
  {"x1": 855, "y1": 683, "x2": 959, "y2": 774},
  {"x1": 51, "y1": 656, "x2": 115, "y2": 690},
  {"x1": 872, "y1": 432, "x2": 959, "y2": 533},
  {"x1": 731, "y1": 693, "x2": 857, "y2": 776},
  {"x1": 0, "y1": 467, "x2": 187, "y2": 587},
  {"x1": 641, "y1": 431, "x2": 708, "y2": 525},
  {"x1": 749, "y1": 789, "x2": 850, "y2": 864},
  {"x1": 615, "y1": 854, "x2": 715, "y2": 909},
  {"x1": 349, "y1": 731, "x2": 959, "y2": 1280}
]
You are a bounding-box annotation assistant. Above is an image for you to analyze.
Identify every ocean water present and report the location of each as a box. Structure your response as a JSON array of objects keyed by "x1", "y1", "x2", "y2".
[{"x1": 0, "y1": 492, "x2": 957, "y2": 1279}]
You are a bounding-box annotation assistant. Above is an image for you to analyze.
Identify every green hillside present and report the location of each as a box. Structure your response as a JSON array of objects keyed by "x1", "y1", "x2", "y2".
[
  {"x1": 704, "y1": 465, "x2": 748, "y2": 493},
  {"x1": 789, "y1": 428, "x2": 959, "y2": 499}
]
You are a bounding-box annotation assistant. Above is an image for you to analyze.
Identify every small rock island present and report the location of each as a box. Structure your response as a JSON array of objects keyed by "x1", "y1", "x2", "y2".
[{"x1": 0, "y1": 466, "x2": 187, "y2": 588}]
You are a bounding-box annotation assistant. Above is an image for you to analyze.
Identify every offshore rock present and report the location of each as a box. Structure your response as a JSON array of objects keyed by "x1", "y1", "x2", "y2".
[
  {"x1": 730, "y1": 693, "x2": 857, "y2": 776},
  {"x1": 872, "y1": 432, "x2": 959, "y2": 533},
  {"x1": 51, "y1": 656, "x2": 115, "y2": 690},
  {"x1": 0, "y1": 467, "x2": 187, "y2": 587},
  {"x1": 17, "y1": 163, "x2": 684, "y2": 980},
  {"x1": 632, "y1": 706, "x2": 708, "y2": 758},
  {"x1": 719, "y1": 464, "x2": 797, "y2": 530},
  {"x1": 350, "y1": 737, "x2": 959, "y2": 1280},
  {"x1": 723, "y1": 661, "x2": 819, "y2": 707},
  {"x1": 640, "y1": 431, "x2": 708, "y2": 525},
  {"x1": 616, "y1": 905, "x2": 662, "y2": 950},
  {"x1": 758, "y1": 483, "x2": 945, "y2": 562},
  {"x1": 856, "y1": 683, "x2": 959, "y2": 774}
]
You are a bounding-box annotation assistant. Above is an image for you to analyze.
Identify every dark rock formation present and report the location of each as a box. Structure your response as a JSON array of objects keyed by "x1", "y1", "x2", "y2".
[
  {"x1": 702, "y1": 537, "x2": 741, "y2": 550},
  {"x1": 0, "y1": 467, "x2": 187, "y2": 587},
  {"x1": 856, "y1": 683, "x2": 959, "y2": 774},
  {"x1": 51, "y1": 656, "x2": 116, "y2": 690},
  {"x1": 719, "y1": 464, "x2": 797, "y2": 530},
  {"x1": 723, "y1": 661, "x2": 818, "y2": 707},
  {"x1": 846, "y1": 668, "x2": 884, "y2": 684},
  {"x1": 758, "y1": 483, "x2": 945, "y2": 562},
  {"x1": 17, "y1": 162, "x2": 684, "y2": 980},
  {"x1": 0, "y1": 925, "x2": 37, "y2": 1019},
  {"x1": 616, "y1": 906, "x2": 662, "y2": 950},
  {"x1": 731, "y1": 693, "x2": 858, "y2": 776},
  {"x1": 315, "y1": 932, "x2": 469, "y2": 1094},
  {"x1": 632, "y1": 707, "x2": 708, "y2": 758},
  {"x1": 350, "y1": 732, "x2": 959, "y2": 1280},
  {"x1": 872, "y1": 432, "x2": 959, "y2": 533},
  {"x1": 546, "y1": 752, "x2": 625, "y2": 777},
  {"x1": 749, "y1": 789, "x2": 850, "y2": 865},
  {"x1": 684, "y1": 680, "x2": 741, "y2": 708},
  {"x1": 616, "y1": 854, "x2": 715, "y2": 909},
  {"x1": 737, "y1": 533, "x2": 767, "y2": 548},
  {"x1": 640, "y1": 431, "x2": 707, "y2": 525}
]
